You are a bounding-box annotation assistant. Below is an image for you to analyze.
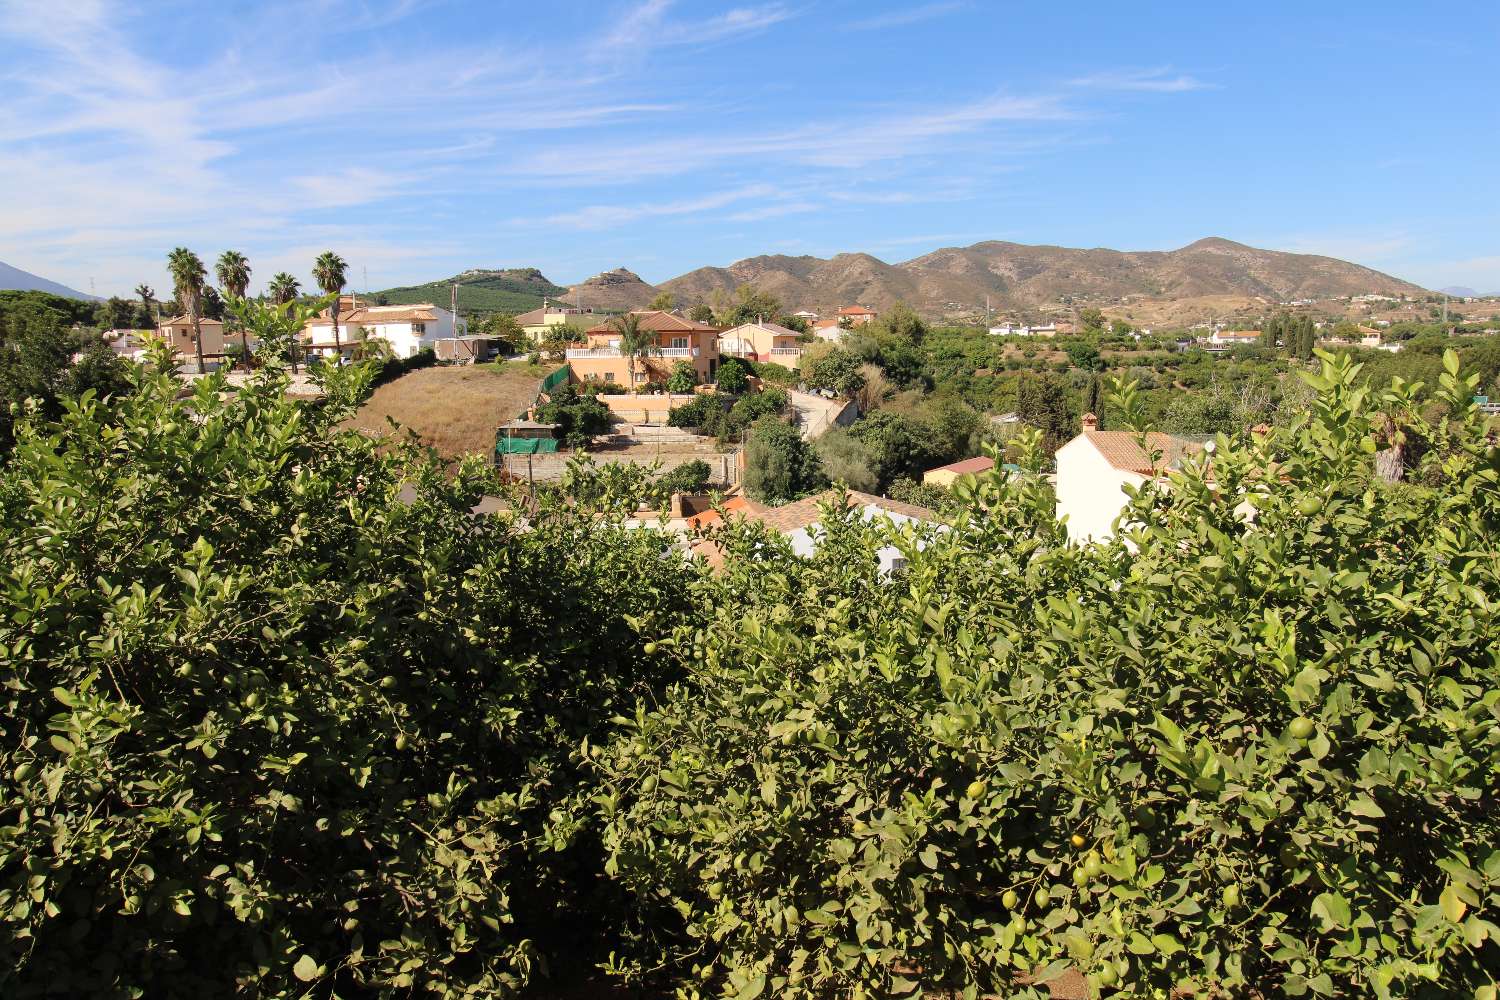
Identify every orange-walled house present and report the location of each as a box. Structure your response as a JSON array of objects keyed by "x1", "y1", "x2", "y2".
[
  {"x1": 566, "y1": 310, "x2": 722, "y2": 386},
  {"x1": 717, "y1": 321, "x2": 805, "y2": 368},
  {"x1": 838, "y1": 305, "x2": 878, "y2": 327}
]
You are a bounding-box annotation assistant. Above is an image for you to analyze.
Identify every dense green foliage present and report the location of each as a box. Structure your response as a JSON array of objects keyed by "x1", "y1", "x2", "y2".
[
  {"x1": 0, "y1": 339, "x2": 686, "y2": 998},
  {"x1": 742, "y1": 416, "x2": 827, "y2": 504},
  {"x1": 0, "y1": 300, "x2": 131, "y2": 453},
  {"x1": 715, "y1": 357, "x2": 751, "y2": 394},
  {"x1": 1, "y1": 303, "x2": 1498, "y2": 999},
  {"x1": 597, "y1": 353, "x2": 1500, "y2": 998},
  {"x1": 535, "y1": 382, "x2": 614, "y2": 448}
]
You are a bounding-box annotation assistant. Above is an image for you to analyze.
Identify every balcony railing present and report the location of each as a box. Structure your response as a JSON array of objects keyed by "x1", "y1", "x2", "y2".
[
  {"x1": 657, "y1": 347, "x2": 697, "y2": 358},
  {"x1": 566, "y1": 347, "x2": 622, "y2": 359},
  {"x1": 770, "y1": 347, "x2": 803, "y2": 356}
]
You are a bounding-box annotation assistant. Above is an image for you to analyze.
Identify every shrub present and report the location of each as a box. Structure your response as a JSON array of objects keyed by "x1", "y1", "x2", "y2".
[
  {"x1": 804, "y1": 347, "x2": 866, "y2": 398},
  {"x1": 536, "y1": 382, "x2": 613, "y2": 448},
  {"x1": 667, "y1": 393, "x2": 729, "y2": 436},
  {"x1": 741, "y1": 416, "x2": 826, "y2": 504},
  {"x1": 657, "y1": 459, "x2": 712, "y2": 495},
  {"x1": 716, "y1": 357, "x2": 752, "y2": 394},
  {"x1": 667, "y1": 361, "x2": 697, "y2": 394},
  {"x1": 597, "y1": 354, "x2": 1500, "y2": 998},
  {"x1": 0, "y1": 334, "x2": 692, "y2": 998}
]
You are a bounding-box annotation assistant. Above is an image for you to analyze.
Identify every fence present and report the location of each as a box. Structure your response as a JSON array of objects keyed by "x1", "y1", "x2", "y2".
[{"x1": 498, "y1": 450, "x2": 740, "y2": 485}]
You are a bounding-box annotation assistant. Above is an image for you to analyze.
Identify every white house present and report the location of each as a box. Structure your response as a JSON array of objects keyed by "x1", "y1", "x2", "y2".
[
  {"x1": 303, "y1": 302, "x2": 466, "y2": 360},
  {"x1": 690, "y1": 489, "x2": 940, "y2": 574},
  {"x1": 1054, "y1": 414, "x2": 1204, "y2": 542}
]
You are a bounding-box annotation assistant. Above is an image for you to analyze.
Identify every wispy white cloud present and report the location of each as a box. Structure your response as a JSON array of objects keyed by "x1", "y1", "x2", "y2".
[
  {"x1": 506, "y1": 92, "x2": 1072, "y2": 183},
  {"x1": 530, "y1": 184, "x2": 784, "y2": 230},
  {"x1": 848, "y1": 2, "x2": 964, "y2": 31},
  {"x1": 594, "y1": 0, "x2": 795, "y2": 55},
  {"x1": 1069, "y1": 67, "x2": 1212, "y2": 92}
]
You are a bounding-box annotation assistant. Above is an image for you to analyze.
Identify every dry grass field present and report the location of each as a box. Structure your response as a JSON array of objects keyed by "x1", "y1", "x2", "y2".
[{"x1": 343, "y1": 364, "x2": 550, "y2": 460}]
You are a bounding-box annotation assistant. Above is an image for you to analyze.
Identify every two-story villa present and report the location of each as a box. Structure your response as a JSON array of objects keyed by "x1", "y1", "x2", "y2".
[
  {"x1": 567, "y1": 311, "x2": 722, "y2": 386},
  {"x1": 717, "y1": 321, "x2": 805, "y2": 368},
  {"x1": 303, "y1": 298, "x2": 466, "y2": 360}
]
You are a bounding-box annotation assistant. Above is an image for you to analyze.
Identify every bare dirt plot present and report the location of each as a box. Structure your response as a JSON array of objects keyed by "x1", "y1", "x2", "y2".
[{"x1": 343, "y1": 364, "x2": 549, "y2": 460}]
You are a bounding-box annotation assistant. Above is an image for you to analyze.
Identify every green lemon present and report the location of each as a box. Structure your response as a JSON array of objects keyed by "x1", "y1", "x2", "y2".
[
  {"x1": 1297, "y1": 495, "x2": 1322, "y2": 516},
  {"x1": 1096, "y1": 963, "x2": 1119, "y2": 987},
  {"x1": 1082, "y1": 851, "x2": 1103, "y2": 878},
  {"x1": 394, "y1": 733, "x2": 407, "y2": 751},
  {"x1": 1133, "y1": 805, "x2": 1157, "y2": 830},
  {"x1": 1001, "y1": 889, "x2": 1019, "y2": 910},
  {"x1": 1223, "y1": 884, "x2": 1240, "y2": 908},
  {"x1": 1474, "y1": 986, "x2": 1496, "y2": 1000},
  {"x1": 965, "y1": 780, "x2": 987, "y2": 800},
  {"x1": 643, "y1": 642, "x2": 657, "y2": 655},
  {"x1": 1289, "y1": 717, "x2": 1315, "y2": 740}
]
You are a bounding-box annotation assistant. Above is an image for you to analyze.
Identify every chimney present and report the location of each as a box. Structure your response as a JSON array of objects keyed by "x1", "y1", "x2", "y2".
[{"x1": 1082, "y1": 412, "x2": 1099, "y2": 429}]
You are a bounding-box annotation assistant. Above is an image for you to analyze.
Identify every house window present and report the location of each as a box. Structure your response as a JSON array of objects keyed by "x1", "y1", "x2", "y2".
[
  {"x1": 413, "y1": 323, "x2": 425, "y2": 334},
  {"x1": 605, "y1": 372, "x2": 615, "y2": 382},
  {"x1": 671, "y1": 337, "x2": 688, "y2": 349}
]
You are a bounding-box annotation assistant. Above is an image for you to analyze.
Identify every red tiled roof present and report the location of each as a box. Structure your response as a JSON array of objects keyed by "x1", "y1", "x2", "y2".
[
  {"x1": 838, "y1": 305, "x2": 876, "y2": 316},
  {"x1": 928, "y1": 456, "x2": 994, "y2": 476},
  {"x1": 1084, "y1": 431, "x2": 1203, "y2": 476},
  {"x1": 585, "y1": 310, "x2": 718, "y2": 335}
]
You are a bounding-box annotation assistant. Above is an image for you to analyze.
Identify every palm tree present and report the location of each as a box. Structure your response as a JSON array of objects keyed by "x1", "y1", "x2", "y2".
[
  {"x1": 312, "y1": 251, "x2": 349, "y2": 361},
  {"x1": 267, "y1": 273, "x2": 303, "y2": 373},
  {"x1": 166, "y1": 247, "x2": 208, "y2": 373},
  {"x1": 215, "y1": 250, "x2": 252, "y2": 367},
  {"x1": 268, "y1": 272, "x2": 300, "y2": 305},
  {"x1": 134, "y1": 283, "x2": 155, "y2": 327},
  {"x1": 610, "y1": 312, "x2": 659, "y2": 393}
]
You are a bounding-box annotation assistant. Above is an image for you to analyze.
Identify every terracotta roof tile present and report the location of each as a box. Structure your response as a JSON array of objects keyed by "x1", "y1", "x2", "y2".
[
  {"x1": 928, "y1": 456, "x2": 994, "y2": 476},
  {"x1": 585, "y1": 310, "x2": 718, "y2": 335},
  {"x1": 1084, "y1": 431, "x2": 1203, "y2": 476}
]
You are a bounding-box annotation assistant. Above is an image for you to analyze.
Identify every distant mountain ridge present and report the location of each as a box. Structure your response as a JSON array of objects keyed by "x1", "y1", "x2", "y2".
[
  {"x1": 660, "y1": 237, "x2": 1425, "y2": 316},
  {"x1": 375, "y1": 238, "x2": 1427, "y2": 318},
  {"x1": 0, "y1": 260, "x2": 97, "y2": 300}
]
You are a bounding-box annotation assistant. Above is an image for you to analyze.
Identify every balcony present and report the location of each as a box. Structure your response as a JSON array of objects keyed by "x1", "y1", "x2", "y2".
[
  {"x1": 657, "y1": 347, "x2": 697, "y2": 358},
  {"x1": 770, "y1": 347, "x2": 803, "y2": 357},
  {"x1": 566, "y1": 347, "x2": 622, "y2": 359}
]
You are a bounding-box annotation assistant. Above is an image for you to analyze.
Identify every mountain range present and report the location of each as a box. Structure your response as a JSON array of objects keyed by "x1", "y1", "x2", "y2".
[
  {"x1": 0, "y1": 260, "x2": 97, "y2": 300},
  {"x1": 554, "y1": 237, "x2": 1425, "y2": 319}
]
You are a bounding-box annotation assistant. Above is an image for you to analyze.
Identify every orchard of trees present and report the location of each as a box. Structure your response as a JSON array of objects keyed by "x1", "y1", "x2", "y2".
[{"x1": 0, "y1": 298, "x2": 1497, "y2": 998}]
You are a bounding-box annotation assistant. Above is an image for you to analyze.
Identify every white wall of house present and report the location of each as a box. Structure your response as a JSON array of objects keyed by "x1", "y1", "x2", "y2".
[
  {"x1": 314, "y1": 306, "x2": 466, "y2": 359},
  {"x1": 1054, "y1": 436, "x2": 1144, "y2": 543},
  {"x1": 785, "y1": 504, "x2": 928, "y2": 574}
]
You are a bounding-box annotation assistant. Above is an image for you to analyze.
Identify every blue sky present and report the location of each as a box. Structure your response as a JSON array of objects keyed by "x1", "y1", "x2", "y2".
[{"x1": 2, "y1": 0, "x2": 1497, "y2": 298}]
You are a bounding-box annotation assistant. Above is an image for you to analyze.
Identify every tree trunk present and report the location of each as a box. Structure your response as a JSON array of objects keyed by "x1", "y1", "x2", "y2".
[
  {"x1": 332, "y1": 297, "x2": 342, "y2": 362},
  {"x1": 191, "y1": 298, "x2": 205, "y2": 374}
]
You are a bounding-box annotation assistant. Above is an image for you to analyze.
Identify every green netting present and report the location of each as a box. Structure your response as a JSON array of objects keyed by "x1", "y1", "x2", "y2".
[
  {"x1": 495, "y1": 437, "x2": 559, "y2": 455},
  {"x1": 539, "y1": 365, "x2": 570, "y2": 393}
]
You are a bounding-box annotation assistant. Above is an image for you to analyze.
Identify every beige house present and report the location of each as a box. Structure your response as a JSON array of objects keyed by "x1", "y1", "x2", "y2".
[
  {"x1": 923, "y1": 456, "x2": 995, "y2": 488},
  {"x1": 156, "y1": 315, "x2": 226, "y2": 358},
  {"x1": 1054, "y1": 414, "x2": 1204, "y2": 542},
  {"x1": 717, "y1": 321, "x2": 805, "y2": 368},
  {"x1": 514, "y1": 303, "x2": 598, "y2": 342}
]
